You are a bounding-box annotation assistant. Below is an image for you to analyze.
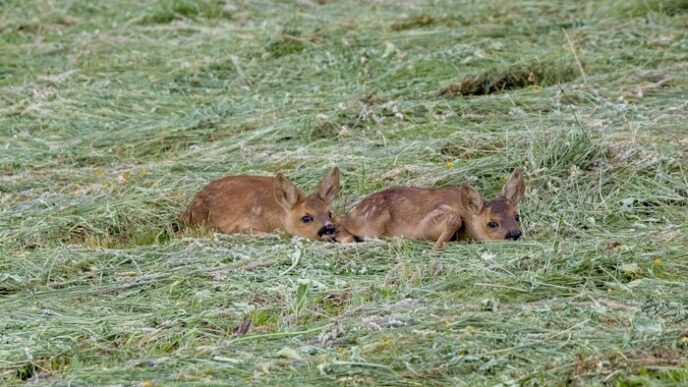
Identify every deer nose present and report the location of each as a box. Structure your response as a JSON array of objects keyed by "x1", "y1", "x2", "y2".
[
  {"x1": 319, "y1": 224, "x2": 336, "y2": 237},
  {"x1": 505, "y1": 230, "x2": 522, "y2": 240}
]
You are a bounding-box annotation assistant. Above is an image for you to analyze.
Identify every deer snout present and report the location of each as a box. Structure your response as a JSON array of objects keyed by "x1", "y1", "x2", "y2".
[
  {"x1": 505, "y1": 230, "x2": 522, "y2": 241},
  {"x1": 318, "y1": 223, "x2": 336, "y2": 238}
]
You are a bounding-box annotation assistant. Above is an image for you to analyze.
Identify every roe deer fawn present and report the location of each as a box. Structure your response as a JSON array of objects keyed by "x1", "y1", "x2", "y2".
[
  {"x1": 335, "y1": 170, "x2": 525, "y2": 249},
  {"x1": 181, "y1": 167, "x2": 341, "y2": 241}
]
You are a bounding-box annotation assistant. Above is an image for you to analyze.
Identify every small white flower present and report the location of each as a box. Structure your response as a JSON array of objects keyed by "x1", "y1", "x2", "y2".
[{"x1": 480, "y1": 252, "x2": 496, "y2": 262}]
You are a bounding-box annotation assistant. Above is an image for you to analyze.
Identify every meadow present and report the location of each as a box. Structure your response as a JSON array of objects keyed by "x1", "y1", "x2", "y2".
[{"x1": 1, "y1": 0, "x2": 687, "y2": 385}]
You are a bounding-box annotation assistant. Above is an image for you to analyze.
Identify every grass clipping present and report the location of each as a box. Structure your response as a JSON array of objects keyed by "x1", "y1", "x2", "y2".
[{"x1": 439, "y1": 59, "x2": 580, "y2": 97}]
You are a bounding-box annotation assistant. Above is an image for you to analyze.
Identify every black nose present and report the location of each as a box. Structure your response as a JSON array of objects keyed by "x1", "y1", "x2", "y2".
[
  {"x1": 505, "y1": 231, "x2": 522, "y2": 241},
  {"x1": 319, "y1": 224, "x2": 335, "y2": 237}
]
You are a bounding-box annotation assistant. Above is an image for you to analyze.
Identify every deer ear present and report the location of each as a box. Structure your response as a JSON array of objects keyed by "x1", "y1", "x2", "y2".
[
  {"x1": 316, "y1": 167, "x2": 340, "y2": 204},
  {"x1": 503, "y1": 169, "x2": 525, "y2": 205},
  {"x1": 460, "y1": 185, "x2": 484, "y2": 214},
  {"x1": 274, "y1": 173, "x2": 303, "y2": 210}
]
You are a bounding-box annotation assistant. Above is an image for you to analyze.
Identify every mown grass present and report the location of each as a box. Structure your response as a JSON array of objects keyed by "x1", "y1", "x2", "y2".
[{"x1": 1, "y1": 0, "x2": 687, "y2": 385}]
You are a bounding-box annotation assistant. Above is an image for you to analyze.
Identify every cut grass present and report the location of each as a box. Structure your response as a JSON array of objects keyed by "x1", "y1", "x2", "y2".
[
  {"x1": 1, "y1": 0, "x2": 688, "y2": 385},
  {"x1": 438, "y1": 59, "x2": 581, "y2": 97}
]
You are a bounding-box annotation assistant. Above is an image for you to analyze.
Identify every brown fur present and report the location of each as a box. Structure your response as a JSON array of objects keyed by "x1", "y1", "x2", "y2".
[
  {"x1": 336, "y1": 170, "x2": 526, "y2": 249},
  {"x1": 180, "y1": 167, "x2": 340, "y2": 241}
]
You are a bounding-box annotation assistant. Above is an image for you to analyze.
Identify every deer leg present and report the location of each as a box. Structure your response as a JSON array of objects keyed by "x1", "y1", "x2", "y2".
[{"x1": 415, "y1": 206, "x2": 462, "y2": 250}]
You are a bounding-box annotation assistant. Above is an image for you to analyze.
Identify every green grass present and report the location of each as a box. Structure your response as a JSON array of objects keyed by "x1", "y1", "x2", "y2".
[{"x1": 1, "y1": 0, "x2": 688, "y2": 385}]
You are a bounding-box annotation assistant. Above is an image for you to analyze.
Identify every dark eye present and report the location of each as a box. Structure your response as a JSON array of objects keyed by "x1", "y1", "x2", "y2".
[
  {"x1": 487, "y1": 221, "x2": 498, "y2": 229},
  {"x1": 515, "y1": 215, "x2": 520, "y2": 222},
  {"x1": 301, "y1": 215, "x2": 313, "y2": 223},
  {"x1": 328, "y1": 212, "x2": 333, "y2": 219}
]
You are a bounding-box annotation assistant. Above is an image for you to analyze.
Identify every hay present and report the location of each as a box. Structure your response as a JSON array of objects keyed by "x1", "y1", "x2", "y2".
[{"x1": 1, "y1": 0, "x2": 687, "y2": 385}]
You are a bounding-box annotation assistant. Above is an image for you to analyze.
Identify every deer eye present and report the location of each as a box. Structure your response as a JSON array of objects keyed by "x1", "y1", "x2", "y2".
[
  {"x1": 487, "y1": 221, "x2": 498, "y2": 229},
  {"x1": 515, "y1": 214, "x2": 520, "y2": 222},
  {"x1": 301, "y1": 215, "x2": 313, "y2": 223},
  {"x1": 328, "y1": 211, "x2": 333, "y2": 219}
]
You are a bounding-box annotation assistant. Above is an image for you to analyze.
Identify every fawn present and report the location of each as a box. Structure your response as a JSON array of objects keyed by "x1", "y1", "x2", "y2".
[
  {"x1": 335, "y1": 170, "x2": 525, "y2": 249},
  {"x1": 180, "y1": 167, "x2": 341, "y2": 241}
]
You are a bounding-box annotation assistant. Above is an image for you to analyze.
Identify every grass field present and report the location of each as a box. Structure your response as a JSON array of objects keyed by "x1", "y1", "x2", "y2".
[{"x1": 2, "y1": 0, "x2": 688, "y2": 385}]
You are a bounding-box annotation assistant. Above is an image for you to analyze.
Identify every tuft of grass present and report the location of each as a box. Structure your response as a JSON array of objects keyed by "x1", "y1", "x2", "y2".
[
  {"x1": 140, "y1": 0, "x2": 232, "y2": 24},
  {"x1": 390, "y1": 13, "x2": 442, "y2": 31},
  {"x1": 535, "y1": 127, "x2": 600, "y2": 176},
  {"x1": 610, "y1": 0, "x2": 688, "y2": 17},
  {"x1": 439, "y1": 59, "x2": 581, "y2": 97}
]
